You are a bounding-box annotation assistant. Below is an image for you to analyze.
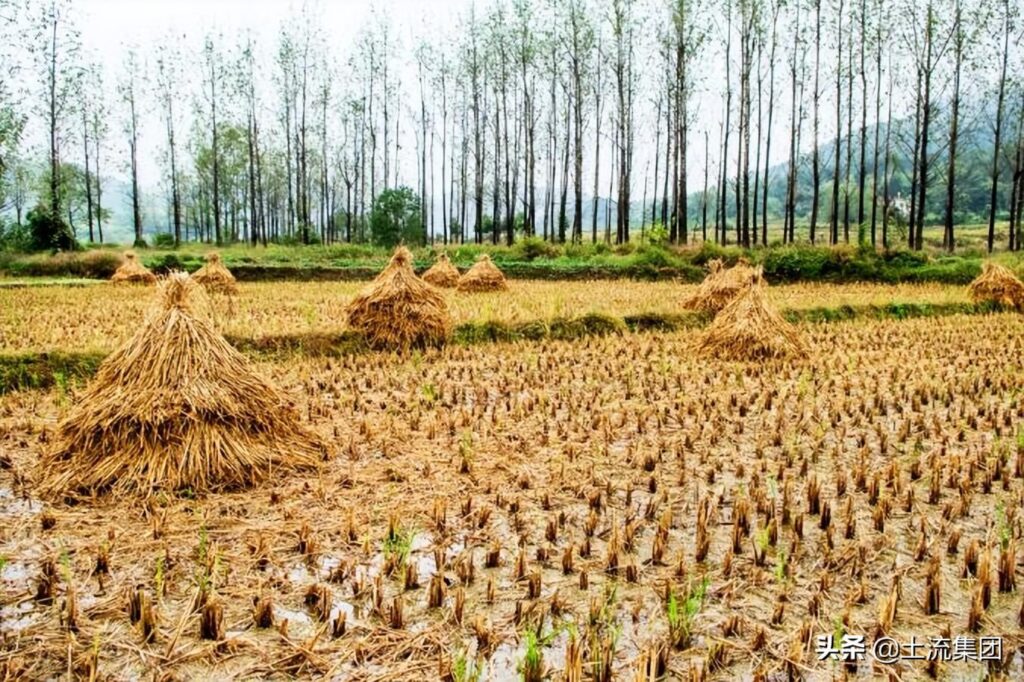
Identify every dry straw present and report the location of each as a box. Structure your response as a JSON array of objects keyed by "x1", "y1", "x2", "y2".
[
  {"x1": 191, "y1": 251, "x2": 238, "y2": 295},
  {"x1": 38, "y1": 272, "x2": 326, "y2": 498},
  {"x1": 967, "y1": 261, "x2": 1024, "y2": 310},
  {"x1": 345, "y1": 246, "x2": 452, "y2": 350},
  {"x1": 457, "y1": 254, "x2": 508, "y2": 292},
  {"x1": 422, "y1": 252, "x2": 461, "y2": 288},
  {"x1": 697, "y1": 267, "x2": 808, "y2": 361},
  {"x1": 683, "y1": 258, "x2": 756, "y2": 313},
  {"x1": 110, "y1": 251, "x2": 157, "y2": 285}
]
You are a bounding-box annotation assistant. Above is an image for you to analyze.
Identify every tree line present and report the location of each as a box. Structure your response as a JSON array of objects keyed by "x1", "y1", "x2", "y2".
[{"x1": 0, "y1": 0, "x2": 1022, "y2": 252}]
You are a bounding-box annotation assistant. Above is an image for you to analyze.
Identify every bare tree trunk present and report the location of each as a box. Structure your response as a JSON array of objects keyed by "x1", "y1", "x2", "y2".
[
  {"x1": 869, "y1": 0, "x2": 882, "y2": 246},
  {"x1": 762, "y1": 2, "x2": 779, "y2": 246},
  {"x1": 943, "y1": 0, "x2": 962, "y2": 252},
  {"x1": 720, "y1": 1, "x2": 733, "y2": 245},
  {"x1": 82, "y1": 105, "x2": 94, "y2": 242},
  {"x1": 987, "y1": 0, "x2": 1010, "y2": 253},
  {"x1": 915, "y1": 2, "x2": 934, "y2": 251},
  {"x1": 702, "y1": 129, "x2": 709, "y2": 241},
  {"x1": 830, "y1": 0, "x2": 843, "y2": 245},
  {"x1": 843, "y1": 18, "x2": 853, "y2": 243},
  {"x1": 856, "y1": 0, "x2": 868, "y2": 233},
  {"x1": 809, "y1": 0, "x2": 822, "y2": 244}
]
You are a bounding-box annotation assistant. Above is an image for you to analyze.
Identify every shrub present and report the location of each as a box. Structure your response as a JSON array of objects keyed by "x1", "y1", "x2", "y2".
[
  {"x1": 152, "y1": 233, "x2": 177, "y2": 248},
  {"x1": 26, "y1": 208, "x2": 77, "y2": 252},
  {"x1": 514, "y1": 236, "x2": 559, "y2": 261}
]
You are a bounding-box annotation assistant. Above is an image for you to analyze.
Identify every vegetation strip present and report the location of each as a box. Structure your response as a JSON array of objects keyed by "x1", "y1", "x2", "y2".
[
  {"x1": 3, "y1": 243, "x2": 1020, "y2": 285},
  {"x1": 0, "y1": 301, "x2": 1008, "y2": 394}
]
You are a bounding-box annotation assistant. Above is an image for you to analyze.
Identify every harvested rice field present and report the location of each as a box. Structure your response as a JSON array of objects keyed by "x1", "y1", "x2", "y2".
[
  {"x1": 0, "y1": 279, "x2": 971, "y2": 354},
  {"x1": 2, "y1": 298, "x2": 1024, "y2": 679}
]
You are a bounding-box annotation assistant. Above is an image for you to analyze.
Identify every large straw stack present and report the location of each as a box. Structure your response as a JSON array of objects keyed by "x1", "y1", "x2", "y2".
[
  {"x1": 191, "y1": 252, "x2": 238, "y2": 295},
  {"x1": 38, "y1": 273, "x2": 326, "y2": 498},
  {"x1": 110, "y1": 251, "x2": 157, "y2": 285},
  {"x1": 696, "y1": 268, "x2": 808, "y2": 361},
  {"x1": 967, "y1": 262, "x2": 1024, "y2": 310},
  {"x1": 457, "y1": 254, "x2": 508, "y2": 292},
  {"x1": 422, "y1": 253, "x2": 461, "y2": 288},
  {"x1": 683, "y1": 258, "x2": 756, "y2": 313},
  {"x1": 345, "y1": 246, "x2": 452, "y2": 350}
]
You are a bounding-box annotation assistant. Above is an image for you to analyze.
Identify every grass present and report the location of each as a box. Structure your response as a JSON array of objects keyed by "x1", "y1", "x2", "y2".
[
  {"x1": 4, "y1": 231, "x2": 1024, "y2": 284},
  {"x1": 666, "y1": 576, "x2": 709, "y2": 649}
]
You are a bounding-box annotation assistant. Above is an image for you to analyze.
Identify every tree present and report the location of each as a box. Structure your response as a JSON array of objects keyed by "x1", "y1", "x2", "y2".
[
  {"x1": 155, "y1": 43, "x2": 183, "y2": 245},
  {"x1": 118, "y1": 47, "x2": 144, "y2": 246},
  {"x1": 809, "y1": 0, "x2": 822, "y2": 243},
  {"x1": 202, "y1": 35, "x2": 224, "y2": 244},
  {"x1": 33, "y1": 0, "x2": 80, "y2": 224},
  {"x1": 0, "y1": 0, "x2": 25, "y2": 200},
  {"x1": 369, "y1": 186, "x2": 423, "y2": 247},
  {"x1": 986, "y1": 0, "x2": 1014, "y2": 252},
  {"x1": 610, "y1": 0, "x2": 635, "y2": 243},
  {"x1": 563, "y1": 0, "x2": 594, "y2": 244}
]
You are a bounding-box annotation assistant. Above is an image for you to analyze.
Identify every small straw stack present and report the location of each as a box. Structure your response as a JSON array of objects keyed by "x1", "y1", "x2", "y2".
[
  {"x1": 422, "y1": 253, "x2": 461, "y2": 288},
  {"x1": 967, "y1": 262, "x2": 1024, "y2": 310},
  {"x1": 191, "y1": 252, "x2": 238, "y2": 295},
  {"x1": 457, "y1": 254, "x2": 508, "y2": 292},
  {"x1": 38, "y1": 272, "x2": 326, "y2": 498},
  {"x1": 696, "y1": 267, "x2": 808, "y2": 361},
  {"x1": 110, "y1": 251, "x2": 157, "y2": 285},
  {"x1": 345, "y1": 246, "x2": 452, "y2": 350},
  {"x1": 683, "y1": 258, "x2": 756, "y2": 313}
]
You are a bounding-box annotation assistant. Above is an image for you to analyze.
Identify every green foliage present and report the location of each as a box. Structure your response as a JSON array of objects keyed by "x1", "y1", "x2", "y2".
[
  {"x1": 514, "y1": 236, "x2": 559, "y2": 261},
  {"x1": 667, "y1": 576, "x2": 709, "y2": 649},
  {"x1": 0, "y1": 218, "x2": 30, "y2": 251},
  {"x1": 26, "y1": 207, "x2": 77, "y2": 252},
  {"x1": 646, "y1": 222, "x2": 669, "y2": 246},
  {"x1": 152, "y1": 232, "x2": 177, "y2": 248},
  {"x1": 370, "y1": 186, "x2": 424, "y2": 248},
  {"x1": 383, "y1": 524, "x2": 416, "y2": 568}
]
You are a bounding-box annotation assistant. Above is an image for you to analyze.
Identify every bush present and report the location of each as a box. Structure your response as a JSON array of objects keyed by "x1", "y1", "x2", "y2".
[
  {"x1": 514, "y1": 236, "x2": 559, "y2": 261},
  {"x1": 26, "y1": 208, "x2": 77, "y2": 252},
  {"x1": 152, "y1": 232, "x2": 177, "y2": 248},
  {"x1": 0, "y1": 220, "x2": 30, "y2": 252}
]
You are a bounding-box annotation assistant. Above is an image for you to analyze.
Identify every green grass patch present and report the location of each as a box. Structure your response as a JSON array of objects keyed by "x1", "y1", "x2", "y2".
[
  {"x1": 7, "y1": 241, "x2": 1020, "y2": 285},
  {"x1": 0, "y1": 351, "x2": 106, "y2": 394}
]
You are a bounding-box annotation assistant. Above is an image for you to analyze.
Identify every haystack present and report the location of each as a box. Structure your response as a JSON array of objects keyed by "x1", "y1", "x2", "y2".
[
  {"x1": 967, "y1": 261, "x2": 1024, "y2": 310},
  {"x1": 110, "y1": 251, "x2": 157, "y2": 285},
  {"x1": 422, "y1": 252, "x2": 461, "y2": 288},
  {"x1": 38, "y1": 273, "x2": 326, "y2": 498},
  {"x1": 457, "y1": 254, "x2": 508, "y2": 292},
  {"x1": 696, "y1": 268, "x2": 808, "y2": 361},
  {"x1": 683, "y1": 258, "x2": 756, "y2": 313},
  {"x1": 191, "y1": 251, "x2": 238, "y2": 295},
  {"x1": 345, "y1": 246, "x2": 452, "y2": 350}
]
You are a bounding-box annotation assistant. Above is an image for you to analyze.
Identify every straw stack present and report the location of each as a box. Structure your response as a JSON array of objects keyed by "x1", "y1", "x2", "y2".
[
  {"x1": 110, "y1": 251, "x2": 157, "y2": 285},
  {"x1": 38, "y1": 273, "x2": 326, "y2": 498},
  {"x1": 457, "y1": 254, "x2": 508, "y2": 292},
  {"x1": 967, "y1": 262, "x2": 1024, "y2": 310},
  {"x1": 683, "y1": 258, "x2": 756, "y2": 313},
  {"x1": 696, "y1": 268, "x2": 808, "y2": 361},
  {"x1": 422, "y1": 253, "x2": 461, "y2": 288},
  {"x1": 191, "y1": 252, "x2": 238, "y2": 295},
  {"x1": 345, "y1": 246, "x2": 452, "y2": 350}
]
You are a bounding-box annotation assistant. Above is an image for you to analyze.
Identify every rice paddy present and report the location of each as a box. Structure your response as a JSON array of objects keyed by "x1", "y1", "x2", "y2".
[
  {"x1": 0, "y1": 280, "x2": 971, "y2": 354},
  {"x1": 0, "y1": 275, "x2": 1022, "y2": 680}
]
